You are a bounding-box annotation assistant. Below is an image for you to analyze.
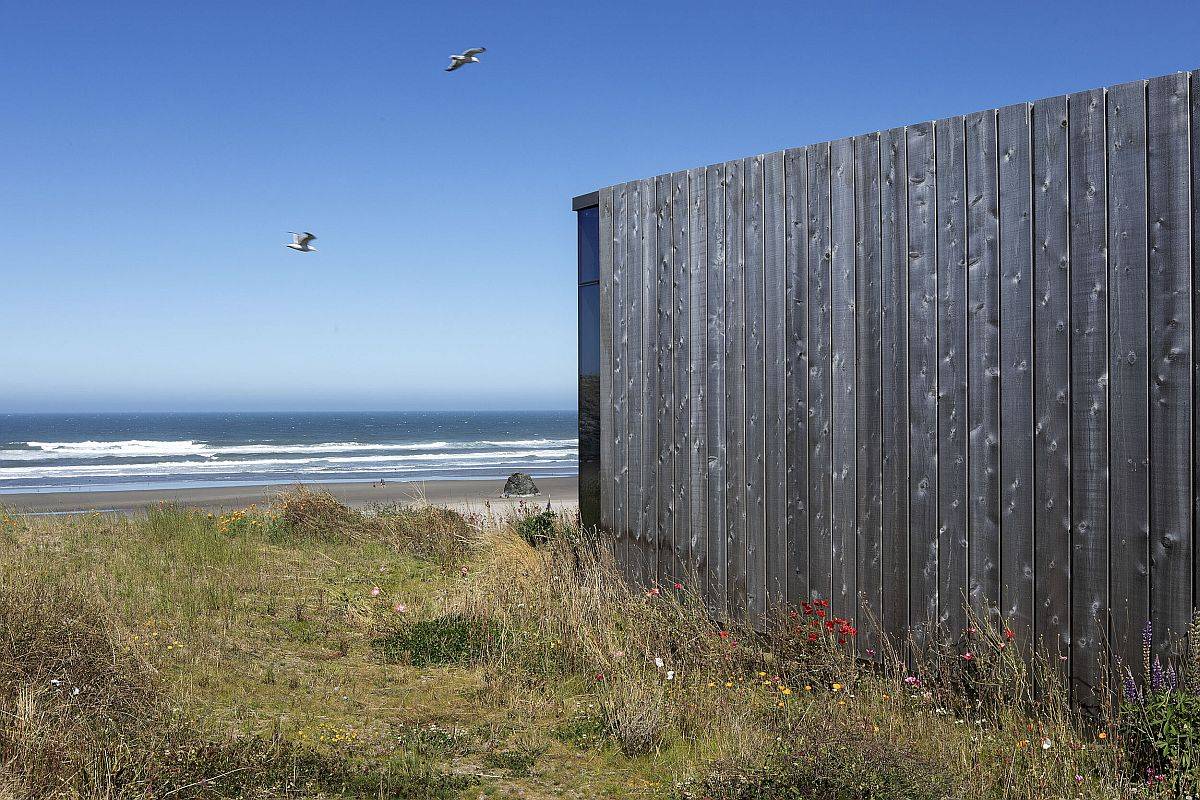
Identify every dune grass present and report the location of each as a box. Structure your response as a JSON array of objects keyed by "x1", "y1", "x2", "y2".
[{"x1": 0, "y1": 491, "x2": 1196, "y2": 799}]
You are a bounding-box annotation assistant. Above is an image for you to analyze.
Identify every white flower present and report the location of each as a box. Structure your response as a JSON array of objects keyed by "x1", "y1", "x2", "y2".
[
  {"x1": 666, "y1": 670, "x2": 675, "y2": 681},
  {"x1": 654, "y1": 657, "x2": 665, "y2": 669},
  {"x1": 1041, "y1": 738, "x2": 1052, "y2": 750},
  {"x1": 71, "y1": 687, "x2": 80, "y2": 696},
  {"x1": 49, "y1": 679, "x2": 62, "y2": 688}
]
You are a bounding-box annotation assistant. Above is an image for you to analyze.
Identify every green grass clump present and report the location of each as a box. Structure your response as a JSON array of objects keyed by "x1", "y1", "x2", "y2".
[{"x1": 372, "y1": 614, "x2": 494, "y2": 667}]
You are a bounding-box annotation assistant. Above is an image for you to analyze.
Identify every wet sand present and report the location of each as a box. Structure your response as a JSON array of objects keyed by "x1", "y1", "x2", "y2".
[{"x1": 0, "y1": 476, "x2": 578, "y2": 516}]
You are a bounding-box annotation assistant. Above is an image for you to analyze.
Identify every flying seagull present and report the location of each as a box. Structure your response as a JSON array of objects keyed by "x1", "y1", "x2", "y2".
[
  {"x1": 445, "y1": 47, "x2": 485, "y2": 72},
  {"x1": 286, "y1": 232, "x2": 317, "y2": 252}
]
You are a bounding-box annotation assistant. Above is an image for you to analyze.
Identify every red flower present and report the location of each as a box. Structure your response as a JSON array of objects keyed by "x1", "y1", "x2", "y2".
[
  {"x1": 673, "y1": 582, "x2": 683, "y2": 590},
  {"x1": 718, "y1": 630, "x2": 729, "y2": 639},
  {"x1": 1004, "y1": 628, "x2": 1015, "y2": 640}
]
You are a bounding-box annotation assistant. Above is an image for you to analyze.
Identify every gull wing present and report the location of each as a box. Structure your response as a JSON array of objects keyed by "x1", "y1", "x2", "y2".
[
  {"x1": 445, "y1": 57, "x2": 464, "y2": 72},
  {"x1": 298, "y1": 232, "x2": 316, "y2": 246},
  {"x1": 461, "y1": 47, "x2": 485, "y2": 57}
]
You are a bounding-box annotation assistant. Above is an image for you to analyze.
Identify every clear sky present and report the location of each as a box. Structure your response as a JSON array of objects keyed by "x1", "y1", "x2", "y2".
[{"x1": 4, "y1": 0, "x2": 1198, "y2": 412}]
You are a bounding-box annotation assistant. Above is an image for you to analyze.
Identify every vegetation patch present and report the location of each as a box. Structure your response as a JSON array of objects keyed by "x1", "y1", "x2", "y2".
[{"x1": 372, "y1": 613, "x2": 495, "y2": 667}]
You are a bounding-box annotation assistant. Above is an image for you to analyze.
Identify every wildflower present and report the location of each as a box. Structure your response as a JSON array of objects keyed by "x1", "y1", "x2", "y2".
[
  {"x1": 718, "y1": 630, "x2": 729, "y2": 639},
  {"x1": 804, "y1": 685, "x2": 812, "y2": 691},
  {"x1": 673, "y1": 582, "x2": 683, "y2": 590},
  {"x1": 654, "y1": 657, "x2": 665, "y2": 669},
  {"x1": 595, "y1": 673, "x2": 604, "y2": 681},
  {"x1": 370, "y1": 586, "x2": 381, "y2": 597},
  {"x1": 666, "y1": 671, "x2": 675, "y2": 681},
  {"x1": 1041, "y1": 738, "x2": 1052, "y2": 750},
  {"x1": 1098, "y1": 731, "x2": 1107, "y2": 740},
  {"x1": 393, "y1": 603, "x2": 407, "y2": 614},
  {"x1": 832, "y1": 683, "x2": 843, "y2": 692},
  {"x1": 1075, "y1": 775, "x2": 1084, "y2": 783},
  {"x1": 962, "y1": 651, "x2": 975, "y2": 662},
  {"x1": 1004, "y1": 628, "x2": 1015, "y2": 640},
  {"x1": 707, "y1": 681, "x2": 716, "y2": 688},
  {"x1": 612, "y1": 650, "x2": 625, "y2": 659},
  {"x1": 780, "y1": 687, "x2": 792, "y2": 696},
  {"x1": 460, "y1": 565, "x2": 469, "y2": 577},
  {"x1": 724, "y1": 681, "x2": 733, "y2": 688},
  {"x1": 758, "y1": 671, "x2": 767, "y2": 678},
  {"x1": 865, "y1": 648, "x2": 876, "y2": 658}
]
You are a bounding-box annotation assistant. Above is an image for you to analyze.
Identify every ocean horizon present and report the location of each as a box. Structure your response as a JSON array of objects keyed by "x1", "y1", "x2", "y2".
[{"x1": 0, "y1": 411, "x2": 578, "y2": 494}]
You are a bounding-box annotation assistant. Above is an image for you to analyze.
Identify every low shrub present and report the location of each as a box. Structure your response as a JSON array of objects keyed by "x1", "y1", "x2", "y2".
[{"x1": 512, "y1": 507, "x2": 559, "y2": 548}]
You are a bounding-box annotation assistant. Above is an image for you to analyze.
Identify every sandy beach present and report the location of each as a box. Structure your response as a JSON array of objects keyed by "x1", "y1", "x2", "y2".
[{"x1": 0, "y1": 476, "x2": 578, "y2": 516}]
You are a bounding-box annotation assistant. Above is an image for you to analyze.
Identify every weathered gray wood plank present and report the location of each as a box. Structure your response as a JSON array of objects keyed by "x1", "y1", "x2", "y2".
[
  {"x1": 599, "y1": 186, "x2": 616, "y2": 541},
  {"x1": 706, "y1": 163, "x2": 728, "y2": 615},
  {"x1": 936, "y1": 116, "x2": 968, "y2": 636},
  {"x1": 612, "y1": 184, "x2": 628, "y2": 557},
  {"x1": 725, "y1": 159, "x2": 749, "y2": 616},
  {"x1": 906, "y1": 122, "x2": 939, "y2": 641},
  {"x1": 1032, "y1": 96, "x2": 1072, "y2": 662},
  {"x1": 807, "y1": 142, "x2": 834, "y2": 603},
  {"x1": 618, "y1": 182, "x2": 639, "y2": 554},
  {"x1": 1192, "y1": 70, "x2": 1200, "y2": 651},
  {"x1": 1067, "y1": 87, "x2": 1108, "y2": 702},
  {"x1": 997, "y1": 103, "x2": 1035, "y2": 647},
  {"x1": 764, "y1": 150, "x2": 789, "y2": 610},
  {"x1": 965, "y1": 109, "x2": 1001, "y2": 623},
  {"x1": 671, "y1": 170, "x2": 691, "y2": 586},
  {"x1": 637, "y1": 178, "x2": 659, "y2": 585},
  {"x1": 625, "y1": 180, "x2": 646, "y2": 585},
  {"x1": 831, "y1": 137, "x2": 858, "y2": 621},
  {"x1": 1106, "y1": 79, "x2": 1150, "y2": 670},
  {"x1": 687, "y1": 167, "x2": 709, "y2": 589},
  {"x1": 655, "y1": 173, "x2": 675, "y2": 590},
  {"x1": 1146, "y1": 72, "x2": 1192, "y2": 654},
  {"x1": 879, "y1": 127, "x2": 910, "y2": 641},
  {"x1": 744, "y1": 155, "x2": 767, "y2": 617},
  {"x1": 854, "y1": 132, "x2": 883, "y2": 650},
  {"x1": 784, "y1": 146, "x2": 811, "y2": 606}
]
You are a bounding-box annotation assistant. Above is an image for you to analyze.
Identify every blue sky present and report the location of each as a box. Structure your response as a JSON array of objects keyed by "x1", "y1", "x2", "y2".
[{"x1": 4, "y1": 0, "x2": 1198, "y2": 412}]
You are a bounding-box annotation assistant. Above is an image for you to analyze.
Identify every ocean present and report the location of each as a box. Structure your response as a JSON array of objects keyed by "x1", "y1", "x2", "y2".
[{"x1": 0, "y1": 411, "x2": 578, "y2": 494}]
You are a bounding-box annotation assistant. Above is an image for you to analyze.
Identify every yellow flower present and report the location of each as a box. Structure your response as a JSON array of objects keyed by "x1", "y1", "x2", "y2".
[
  {"x1": 837, "y1": 699, "x2": 846, "y2": 706},
  {"x1": 757, "y1": 671, "x2": 767, "y2": 677},
  {"x1": 832, "y1": 683, "x2": 843, "y2": 692},
  {"x1": 1098, "y1": 732, "x2": 1107, "y2": 740},
  {"x1": 707, "y1": 681, "x2": 716, "y2": 688},
  {"x1": 724, "y1": 681, "x2": 733, "y2": 688},
  {"x1": 804, "y1": 685, "x2": 812, "y2": 691},
  {"x1": 781, "y1": 687, "x2": 792, "y2": 696}
]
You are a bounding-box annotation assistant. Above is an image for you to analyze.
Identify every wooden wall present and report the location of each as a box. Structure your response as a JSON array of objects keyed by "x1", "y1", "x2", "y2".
[{"x1": 592, "y1": 70, "x2": 1199, "y2": 696}]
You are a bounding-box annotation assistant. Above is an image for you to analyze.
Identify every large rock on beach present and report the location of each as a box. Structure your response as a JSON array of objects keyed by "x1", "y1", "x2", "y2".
[{"x1": 502, "y1": 472, "x2": 539, "y2": 497}]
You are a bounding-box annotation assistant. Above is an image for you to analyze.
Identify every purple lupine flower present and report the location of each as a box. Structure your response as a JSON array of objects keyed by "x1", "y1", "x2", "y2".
[
  {"x1": 1122, "y1": 666, "x2": 1141, "y2": 704},
  {"x1": 1165, "y1": 664, "x2": 1178, "y2": 692},
  {"x1": 1151, "y1": 656, "x2": 1165, "y2": 693}
]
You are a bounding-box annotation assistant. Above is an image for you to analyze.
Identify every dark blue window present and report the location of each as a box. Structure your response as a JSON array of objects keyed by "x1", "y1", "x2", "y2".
[{"x1": 576, "y1": 203, "x2": 600, "y2": 529}]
